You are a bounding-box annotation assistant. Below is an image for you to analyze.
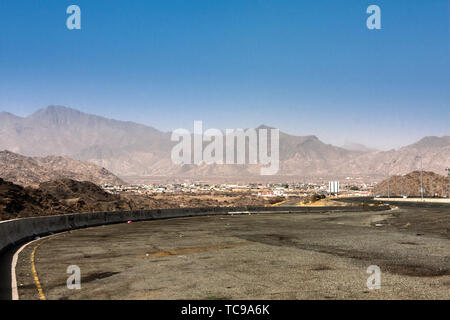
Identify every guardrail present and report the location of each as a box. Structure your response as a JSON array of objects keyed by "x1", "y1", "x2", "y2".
[{"x1": 0, "y1": 204, "x2": 389, "y2": 254}]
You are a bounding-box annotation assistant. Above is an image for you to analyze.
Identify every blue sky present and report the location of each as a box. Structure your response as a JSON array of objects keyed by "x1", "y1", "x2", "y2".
[{"x1": 0, "y1": 0, "x2": 448, "y2": 150}]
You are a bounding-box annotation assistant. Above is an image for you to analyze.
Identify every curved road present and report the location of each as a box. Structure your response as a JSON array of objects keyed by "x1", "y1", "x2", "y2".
[{"x1": 3, "y1": 201, "x2": 450, "y2": 300}]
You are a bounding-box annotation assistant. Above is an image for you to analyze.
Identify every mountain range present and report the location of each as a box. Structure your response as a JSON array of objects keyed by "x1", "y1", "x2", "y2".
[{"x1": 1, "y1": 106, "x2": 449, "y2": 182}]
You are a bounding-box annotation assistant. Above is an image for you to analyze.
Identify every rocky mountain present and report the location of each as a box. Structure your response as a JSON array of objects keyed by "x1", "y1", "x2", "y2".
[
  {"x1": 407, "y1": 136, "x2": 450, "y2": 150},
  {"x1": 0, "y1": 106, "x2": 171, "y2": 157},
  {"x1": 343, "y1": 137, "x2": 450, "y2": 178},
  {"x1": 1, "y1": 106, "x2": 449, "y2": 181},
  {"x1": 373, "y1": 171, "x2": 450, "y2": 198},
  {"x1": 0, "y1": 150, "x2": 125, "y2": 186}
]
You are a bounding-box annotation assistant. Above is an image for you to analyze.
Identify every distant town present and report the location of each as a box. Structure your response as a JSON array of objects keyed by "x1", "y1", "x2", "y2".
[{"x1": 102, "y1": 181, "x2": 374, "y2": 198}]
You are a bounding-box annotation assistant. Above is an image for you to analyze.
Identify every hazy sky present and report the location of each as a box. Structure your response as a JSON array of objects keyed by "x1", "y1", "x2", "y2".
[{"x1": 0, "y1": 0, "x2": 448, "y2": 150}]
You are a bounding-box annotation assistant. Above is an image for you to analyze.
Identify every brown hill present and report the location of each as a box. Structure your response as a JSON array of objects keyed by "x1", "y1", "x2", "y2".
[
  {"x1": 0, "y1": 178, "x2": 134, "y2": 221},
  {"x1": 0, "y1": 150, "x2": 125, "y2": 186},
  {"x1": 0, "y1": 178, "x2": 50, "y2": 220},
  {"x1": 373, "y1": 171, "x2": 450, "y2": 197}
]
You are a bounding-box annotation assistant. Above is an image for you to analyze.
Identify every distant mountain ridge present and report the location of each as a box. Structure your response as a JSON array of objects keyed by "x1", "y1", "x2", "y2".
[
  {"x1": 1, "y1": 106, "x2": 449, "y2": 181},
  {"x1": 408, "y1": 136, "x2": 450, "y2": 150},
  {"x1": 0, "y1": 150, "x2": 125, "y2": 186}
]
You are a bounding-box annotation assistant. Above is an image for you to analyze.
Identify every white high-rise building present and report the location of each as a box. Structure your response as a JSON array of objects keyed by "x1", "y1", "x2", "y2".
[{"x1": 328, "y1": 181, "x2": 340, "y2": 194}]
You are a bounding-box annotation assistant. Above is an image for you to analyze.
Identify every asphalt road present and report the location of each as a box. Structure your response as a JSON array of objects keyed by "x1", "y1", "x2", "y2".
[
  {"x1": 10, "y1": 204, "x2": 450, "y2": 300},
  {"x1": 278, "y1": 199, "x2": 300, "y2": 206}
]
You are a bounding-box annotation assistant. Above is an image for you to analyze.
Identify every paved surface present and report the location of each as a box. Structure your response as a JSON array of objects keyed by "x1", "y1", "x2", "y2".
[
  {"x1": 13, "y1": 205, "x2": 450, "y2": 300},
  {"x1": 278, "y1": 199, "x2": 300, "y2": 206}
]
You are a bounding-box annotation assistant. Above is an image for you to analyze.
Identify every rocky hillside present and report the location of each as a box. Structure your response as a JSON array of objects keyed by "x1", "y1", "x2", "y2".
[
  {"x1": 373, "y1": 171, "x2": 450, "y2": 197},
  {"x1": 0, "y1": 150, "x2": 125, "y2": 186},
  {"x1": 0, "y1": 178, "x2": 134, "y2": 221}
]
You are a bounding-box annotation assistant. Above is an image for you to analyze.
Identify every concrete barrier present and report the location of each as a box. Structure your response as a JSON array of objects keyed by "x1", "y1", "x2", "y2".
[{"x1": 0, "y1": 204, "x2": 389, "y2": 254}]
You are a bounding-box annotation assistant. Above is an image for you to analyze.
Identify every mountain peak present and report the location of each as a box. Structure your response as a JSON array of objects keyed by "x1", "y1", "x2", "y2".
[
  {"x1": 31, "y1": 105, "x2": 82, "y2": 116},
  {"x1": 408, "y1": 136, "x2": 450, "y2": 149},
  {"x1": 26, "y1": 105, "x2": 93, "y2": 127},
  {"x1": 0, "y1": 111, "x2": 18, "y2": 116},
  {"x1": 0, "y1": 111, "x2": 23, "y2": 121}
]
